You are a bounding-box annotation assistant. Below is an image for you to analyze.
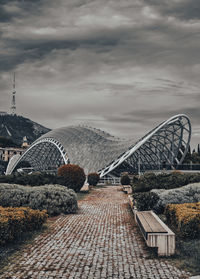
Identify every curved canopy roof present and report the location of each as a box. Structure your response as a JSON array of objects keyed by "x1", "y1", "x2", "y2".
[{"x1": 6, "y1": 114, "x2": 191, "y2": 177}]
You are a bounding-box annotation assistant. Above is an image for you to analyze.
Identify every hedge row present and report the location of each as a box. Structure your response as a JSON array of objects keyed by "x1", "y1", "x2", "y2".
[
  {"x1": 151, "y1": 183, "x2": 200, "y2": 213},
  {"x1": 132, "y1": 172, "x2": 200, "y2": 192},
  {"x1": 0, "y1": 164, "x2": 86, "y2": 192},
  {"x1": 0, "y1": 184, "x2": 78, "y2": 216},
  {"x1": 165, "y1": 202, "x2": 200, "y2": 238},
  {"x1": 0, "y1": 173, "x2": 62, "y2": 186},
  {"x1": 133, "y1": 183, "x2": 200, "y2": 214},
  {"x1": 0, "y1": 206, "x2": 47, "y2": 245}
]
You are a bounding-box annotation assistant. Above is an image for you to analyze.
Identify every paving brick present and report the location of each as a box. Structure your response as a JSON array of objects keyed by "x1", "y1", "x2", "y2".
[{"x1": 0, "y1": 186, "x2": 191, "y2": 278}]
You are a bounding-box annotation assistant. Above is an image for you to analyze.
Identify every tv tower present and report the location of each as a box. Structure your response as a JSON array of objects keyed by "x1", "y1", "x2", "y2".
[{"x1": 11, "y1": 72, "x2": 16, "y2": 115}]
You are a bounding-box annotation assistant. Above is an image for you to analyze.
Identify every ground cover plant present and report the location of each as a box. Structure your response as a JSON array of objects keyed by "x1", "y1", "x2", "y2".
[
  {"x1": 0, "y1": 184, "x2": 78, "y2": 216},
  {"x1": 0, "y1": 206, "x2": 47, "y2": 245},
  {"x1": 58, "y1": 164, "x2": 86, "y2": 192}
]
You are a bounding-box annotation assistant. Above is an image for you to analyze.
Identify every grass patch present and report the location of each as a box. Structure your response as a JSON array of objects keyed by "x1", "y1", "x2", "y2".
[
  {"x1": 0, "y1": 223, "x2": 49, "y2": 274},
  {"x1": 95, "y1": 184, "x2": 108, "y2": 189},
  {"x1": 76, "y1": 191, "x2": 90, "y2": 201},
  {"x1": 157, "y1": 214, "x2": 200, "y2": 275},
  {"x1": 175, "y1": 238, "x2": 200, "y2": 275}
]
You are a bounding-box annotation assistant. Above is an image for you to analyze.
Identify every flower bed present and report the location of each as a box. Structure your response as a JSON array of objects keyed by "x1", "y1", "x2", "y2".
[
  {"x1": 0, "y1": 206, "x2": 47, "y2": 245},
  {"x1": 165, "y1": 202, "x2": 200, "y2": 238}
]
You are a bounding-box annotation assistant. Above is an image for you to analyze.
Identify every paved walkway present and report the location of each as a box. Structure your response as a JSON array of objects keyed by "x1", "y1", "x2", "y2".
[{"x1": 0, "y1": 186, "x2": 190, "y2": 279}]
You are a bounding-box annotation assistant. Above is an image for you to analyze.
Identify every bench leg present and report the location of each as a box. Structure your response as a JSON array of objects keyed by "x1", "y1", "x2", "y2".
[{"x1": 148, "y1": 235, "x2": 175, "y2": 256}]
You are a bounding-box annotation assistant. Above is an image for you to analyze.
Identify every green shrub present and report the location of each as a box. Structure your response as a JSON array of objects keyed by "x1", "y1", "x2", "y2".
[
  {"x1": 133, "y1": 192, "x2": 159, "y2": 211},
  {"x1": 0, "y1": 183, "x2": 78, "y2": 216},
  {"x1": 120, "y1": 174, "x2": 130, "y2": 185},
  {"x1": 0, "y1": 206, "x2": 47, "y2": 245},
  {"x1": 58, "y1": 164, "x2": 86, "y2": 192},
  {"x1": 87, "y1": 172, "x2": 100, "y2": 186}
]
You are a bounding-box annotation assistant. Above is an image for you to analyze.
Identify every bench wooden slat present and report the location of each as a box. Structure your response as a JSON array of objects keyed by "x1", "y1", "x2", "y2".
[
  {"x1": 136, "y1": 212, "x2": 153, "y2": 233},
  {"x1": 142, "y1": 211, "x2": 167, "y2": 234},
  {"x1": 136, "y1": 212, "x2": 154, "y2": 239},
  {"x1": 135, "y1": 210, "x2": 175, "y2": 256}
]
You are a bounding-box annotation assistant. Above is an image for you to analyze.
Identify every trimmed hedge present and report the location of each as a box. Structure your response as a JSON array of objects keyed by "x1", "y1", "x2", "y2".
[
  {"x1": 132, "y1": 172, "x2": 200, "y2": 193},
  {"x1": 0, "y1": 184, "x2": 78, "y2": 216},
  {"x1": 0, "y1": 173, "x2": 60, "y2": 186},
  {"x1": 151, "y1": 183, "x2": 200, "y2": 213},
  {"x1": 133, "y1": 192, "x2": 159, "y2": 211},
  {"x1": 0, "y1": 206, "x2": 47, "y2": 245},
  {"x1": 165, "y1": 202, "x2": 200, "y2": 238},
  {"x1": 120, "y1": 175, "x2": 130, "y2": 185},
  {"x1": 58, "y1": 164, "x2": 86, "y2": 192},
  {"x1": 132, "y1": 183, "x2": 200, "y2": 214},
  {"x1": 87, "y1": 173, "x2": 100, "y2": 186}
]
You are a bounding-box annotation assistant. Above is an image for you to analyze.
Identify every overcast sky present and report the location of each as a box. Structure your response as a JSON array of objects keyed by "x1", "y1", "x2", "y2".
[{"x1": 0, "y1": 0, "x2": 199, "y2": 148}]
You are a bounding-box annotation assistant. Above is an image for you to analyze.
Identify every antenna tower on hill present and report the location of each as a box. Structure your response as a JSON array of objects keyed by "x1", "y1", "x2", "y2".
[{"x1": 11, "y1": 72, "x2": 16, "y2": 115}]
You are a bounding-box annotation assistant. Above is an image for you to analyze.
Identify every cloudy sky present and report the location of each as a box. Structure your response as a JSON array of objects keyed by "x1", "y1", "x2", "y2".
[{"x1": 0, "y1": 0, "x2": 199, "y2": 147}]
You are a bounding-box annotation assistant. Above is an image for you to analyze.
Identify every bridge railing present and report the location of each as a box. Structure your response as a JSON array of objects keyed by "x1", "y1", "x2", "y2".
[{"x1": 99, "y1": 177, "x2": 121, "y2": 185}]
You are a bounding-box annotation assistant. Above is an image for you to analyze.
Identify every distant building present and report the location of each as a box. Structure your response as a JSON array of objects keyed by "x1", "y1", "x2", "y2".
[
  {"x1": 0, "y1": 112, "x2": 8, "y2": 116},
  {"x1": 22, "y1": 136, "x2": 30, "y2": 149},
  {"x1": 0, "y1": 136, "x2": 29, "y2": 162},
  {"x1": 0, "y1": 147, "x2": 24, "y2": 162}
]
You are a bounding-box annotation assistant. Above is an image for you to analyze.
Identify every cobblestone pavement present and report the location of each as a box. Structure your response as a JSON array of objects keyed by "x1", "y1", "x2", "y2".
[{"x1": 0, "y1": 186, "x2": 190, "y2": 279}]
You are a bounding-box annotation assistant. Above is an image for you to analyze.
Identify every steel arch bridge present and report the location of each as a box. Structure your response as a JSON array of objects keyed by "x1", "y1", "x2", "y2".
[{"x1": 6, "y1": 114, "x2": 191, "y2": 177}]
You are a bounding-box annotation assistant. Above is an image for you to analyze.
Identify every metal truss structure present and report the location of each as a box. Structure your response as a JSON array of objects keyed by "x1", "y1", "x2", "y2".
[{"x1": 6, "y1": 114, "x2": 191, "y2": 177}]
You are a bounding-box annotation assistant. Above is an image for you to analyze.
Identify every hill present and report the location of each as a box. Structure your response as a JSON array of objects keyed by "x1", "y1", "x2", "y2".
[{"x1": 0, "y1": 114, "x2": 50, "y2": 146}]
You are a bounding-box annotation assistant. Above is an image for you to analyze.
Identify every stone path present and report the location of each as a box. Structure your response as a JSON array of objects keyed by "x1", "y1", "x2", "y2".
[{"x1": 0, "y1": 186, "x2": 190, "y2": 279}]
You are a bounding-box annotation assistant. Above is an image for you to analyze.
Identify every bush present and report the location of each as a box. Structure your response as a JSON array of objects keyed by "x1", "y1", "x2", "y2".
[
  {"x1": 132, "y1": 172, "x2": 200, "y2": 192},
  {"x1": 0, "y1": 206, "x2": 47, "y2": 245},
  {"x1": 87, "y1": 172, "x2": 100, "y2": 186},
  {"x1": 133, "y1": 192, "x2": 159, "y2": 211},
  {"x1": 58, "y1": 164, "x2": 86, "y2": 192},
  {"x1": 0, "y1": 183, "x2": 78, "y2": 216},
  {"x1": 120, "y1": 174, "x2": 130, "y2": 185},
  {"x1": 151, "y1": 182, "x2": 200, "y2": 213},
  {"x1": 165, "y1": 202, "x2": 200, "y2": 238}
]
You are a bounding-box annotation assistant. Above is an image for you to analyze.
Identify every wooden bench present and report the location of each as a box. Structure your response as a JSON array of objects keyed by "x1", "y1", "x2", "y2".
[
  {"x1": 122, "y1": 185, "x2": 132, "y2": 194},
  {"x1": 135, "y1": 210, "x2": 175, "y2": 256}
]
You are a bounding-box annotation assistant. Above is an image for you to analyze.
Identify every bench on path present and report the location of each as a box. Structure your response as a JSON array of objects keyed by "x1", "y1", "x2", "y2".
[
  {"x1": 122, "y1": 185, "x2": 132, "y2": 194},
  {"x1": 80, "y1": 183, "x2": 89, "y2": 192},
  {"x1": 135, "y1": 210, "x2": 175, "y2": 256}
]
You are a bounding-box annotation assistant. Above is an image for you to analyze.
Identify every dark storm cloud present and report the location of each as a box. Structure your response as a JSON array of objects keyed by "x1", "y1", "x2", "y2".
[
  {"x1": 0, "y1": 0, "x2": 44, "y2": 22},
  {"x1": 0, "y1": 0, "x2": 200, "y2": 72},
  {"x1": 0, "y1": 0, "x2": 199, "y2": 147},
  {"x1": 143, "y1": 0, "x2": 200, "y2": 20},
  {"x1": 0, "y1": 6, "x2": 13, "y2": 22}
]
